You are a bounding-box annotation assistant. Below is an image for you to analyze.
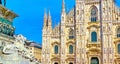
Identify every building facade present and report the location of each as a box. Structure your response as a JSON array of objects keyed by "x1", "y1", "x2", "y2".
[
  {"x1": 26, "y1": 41, "x2": 42, "y2": 63},
  {"x1": 42, "y1": 0, "x2": 120, "y2": 64}
]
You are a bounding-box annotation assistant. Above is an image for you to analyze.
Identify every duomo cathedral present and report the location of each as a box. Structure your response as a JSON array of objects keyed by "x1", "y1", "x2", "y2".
[{"x1": 42, "y1": 0, "x2": 120, "y2": 64}]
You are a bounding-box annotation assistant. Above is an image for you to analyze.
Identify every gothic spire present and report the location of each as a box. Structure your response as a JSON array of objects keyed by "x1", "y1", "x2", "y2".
[
  {"x1": 61, "y1": 0, "x2": 66, "y2": 24},
  {"x1": 44, "y1": 9, "x2": 48, "y2": 27},
  {"x1": 48, "y1": 10, "x2": 52, "y2": 26},
  {"x1": 44, "y1": 9, "x2": 47, "y2": 19},
  {"x1": 48, "y1": 10, "x2": 51, "y2": 21},
  {"x1": 62, "y1": 0, "x2": 65, "y2": 13}
]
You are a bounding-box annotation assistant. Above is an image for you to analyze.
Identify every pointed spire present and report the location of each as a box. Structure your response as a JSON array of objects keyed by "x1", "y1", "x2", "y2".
[
  {"x1": 48, "y1": 10, "x2": 51, "y2": 20},
  {"x1": 62, "y1": 0, "x2": 65, "y2": 12},
  {"x1": 44, "y1": 9, "x2": 47, "y2": 19},
  {"x1": 61, "y1": 0, "x2": 66, "y2": 24},
  {"x1": 44, "y1": 9, "x2": 48, "y2": 27},
  {"x1": 48, "y1": 10, "x2": 52, "y2": 26}
]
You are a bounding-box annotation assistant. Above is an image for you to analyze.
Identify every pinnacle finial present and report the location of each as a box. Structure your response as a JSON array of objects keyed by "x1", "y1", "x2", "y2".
[
  {"x1": 48, "y1": 10, "x2": 51, "y2": 18},
  {"x1": 44, "y1": 8, "x2": 48, "y2": 27},
  {"x1": 62, "y1": 0, "x2": 65, "y2": 12},
  {"x1": 44, "y1": 9, "x2": 47, "y2": 19},
  {"x1": 0, "y1": 0, "x2": 6, "y2": 6},
  {"x1": 62, "y1": 0, "x2": 65, "y2": 6},
  {"x1": 48, "y1": 10, "x2": 52, "y2": 26}
]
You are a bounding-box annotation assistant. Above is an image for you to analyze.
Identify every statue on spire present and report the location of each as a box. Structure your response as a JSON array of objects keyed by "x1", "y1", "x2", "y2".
[
  {"x1": 62, "y1": 0, "x2": 66, "y2": 13},
  {"x1": 0, "y1": 0, "x2": 6, "y2": 6},
  {"x1": 0, "y1": 0, "x2": 2, "y2": 4},
  {"x1": 4, "y1": 0, "x2": 6, "y2": 6},
  {"x1": 44, "y1": 9, "x2": 48, "y2": 27},
  {"x1": 48, "y1": 10, "x2": 52, "y2": 27}
]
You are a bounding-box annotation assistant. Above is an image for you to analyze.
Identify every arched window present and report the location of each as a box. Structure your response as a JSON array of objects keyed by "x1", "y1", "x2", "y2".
[
  {"x1": 91, "y1": 57, "x2": 99, "y2": 64},
  {"x1": 117, "y1": 27, "x2": 120, "y2": 38},
  {"x1": 69, "y1": 28, "x2": 74, "y2": 39},
  {"x1": 118, "y1": 44, "x2": 120, "y2": 54},
  {"x1": 54, "y1": 45, "x2": 58, "y2": 54},
  {"x1": 91, "y1": 6, "x2": 98, "y2": 22},
  {"x1": 69, "y1": 62, "x2": 73, "y2": 64},
  {"x1": 54, "y1": 62, "x2": 58, "y2": 64},
  {"x1": 69, "y1": 45, "x2": 73, "y2": 54},
  {"x1": 91, "y1": 31, "x2": 97, "y2": 42}
]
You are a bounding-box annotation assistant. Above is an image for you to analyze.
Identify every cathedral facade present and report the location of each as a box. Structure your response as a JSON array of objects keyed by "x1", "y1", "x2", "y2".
[{"x1": 42, "y1": 0, "x2": 120, "y2": 64}]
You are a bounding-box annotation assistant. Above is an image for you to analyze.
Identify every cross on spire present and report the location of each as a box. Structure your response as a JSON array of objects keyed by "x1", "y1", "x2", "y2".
[
  {"x1": 0, "y1": 0, "x2": 2, "y2": 4},
  {"x1": 62, "y1": 0, "x2": 65, "y2": 12},
  {"x1": 0, "y1": 0, "x2": 6, "y2": 7}
]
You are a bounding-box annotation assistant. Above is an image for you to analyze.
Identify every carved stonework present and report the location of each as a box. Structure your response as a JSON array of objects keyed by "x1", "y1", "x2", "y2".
[
  {"x1": 87, "y1": 22, "x2": 100, "y2": 29},
  {"x1": 87, "y1": 43, "x2": 101, "y2": 48},
  {"x1": 42, "y1": 0, "x2": 120, "y2": 64}
]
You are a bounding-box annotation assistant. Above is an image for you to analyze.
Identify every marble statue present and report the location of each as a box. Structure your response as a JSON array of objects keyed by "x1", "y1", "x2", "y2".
[
  {"x1": 2, "y1": 34, "x2": 33, "y2": 59},
  {"x1": 2, "y1": 43, "x2": 18, "y2": 54},
  {"x1": 0, "y1": 0, "x2": 2, "y2": 4}
]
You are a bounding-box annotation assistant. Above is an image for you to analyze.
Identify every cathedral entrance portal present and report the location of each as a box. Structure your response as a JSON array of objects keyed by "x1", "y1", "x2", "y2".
[
  {"x1": 69, "y1": 62, "x2": 73, "y2": 64},
  {"x1": 91, "y1": 57, "x2": 99, "y2": 64},
  {"x1": 54, "y1": 62, "x2": 58, "y2": 64}
]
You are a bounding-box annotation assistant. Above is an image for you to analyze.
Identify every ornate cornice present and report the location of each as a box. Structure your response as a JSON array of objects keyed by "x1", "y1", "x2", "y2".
[
  {"x1": 51, "y1": 57, "x2": 60, "y2": 61},
  {"x1": 114, "y1": 38, "x2": 120, "y2": 44},
  {"x1": 0, "y1": 5, "x2": 18, "y2": 21},
  {"x1": 87, "y1": 43, "x2": 101, "y2": 48},
  {"x1": 66, "y1": 57, "x2": 74, "y2": 61},
  {"x1": 86, "y1": 48, "x2": 101, "y2": 56},
  {"x1": 87, "y1": 22, "x2": 100, "y2": 29},
  {"x1": 66, "y1": 40, "x2": 75, "y2": 45},
  {"x1": 51, "y1": 41, "x2": 60, "y2": 45},
  {"x1": 114, "y1": 57, "x2": 120, "y2": 64},
  {"x1": 66, "y1": 54, "x2": 74, "y2": 58}
]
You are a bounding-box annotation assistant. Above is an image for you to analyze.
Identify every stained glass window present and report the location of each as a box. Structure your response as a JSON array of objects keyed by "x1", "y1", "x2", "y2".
[
  {"x1": 69, "y1": 28, "x2": 74, "y2": 39},
  {"x1": 91, "y1": 6, "x2": 97, "y2": 22},
  {"x1": 91, "y1": 31, "x2": 97, "y2": 42},
  {"x1": 91, "y1": 57, "x2": 99, "y2": 64},
  {"x1": 54, "y1": 45, "x2": 58, "y2": 54},
  {"x1": 69, "y1": 45, "x2": 73, "y2": 54},
  {"x1": 117, "y1": 28, "x2": 120, "y2": 38},
  {"x1": 118, "y1": 44, "x2": 120, "y2": 54}
]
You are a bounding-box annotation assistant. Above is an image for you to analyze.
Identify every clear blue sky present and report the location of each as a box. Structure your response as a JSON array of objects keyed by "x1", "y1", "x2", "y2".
[{"x1": 5, "y1": 0, "x2": 120, "y2": 44}]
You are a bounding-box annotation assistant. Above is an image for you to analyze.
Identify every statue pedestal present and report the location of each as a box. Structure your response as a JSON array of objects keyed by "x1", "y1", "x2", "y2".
[{"x1": 2, "y1": 51, "x2": 19, "y2": 64}]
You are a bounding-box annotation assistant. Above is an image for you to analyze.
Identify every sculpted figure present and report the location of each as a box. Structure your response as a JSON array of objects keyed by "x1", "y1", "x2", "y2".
[
  {"x1": 0, "y1": 0, "x2": 2, "y2": 4},
  {"x1": 2, "y1": 34, "x2": 33, "y2": 60},
  {"x1": 14, "y1": 35, "x2": 33, "y2": 59},
  {"x1": 2, "y1": 42, "x2": 18, "y2": 54},
  {"x1": 14, "y1": 34, "x2": 27, "y2": 51}
]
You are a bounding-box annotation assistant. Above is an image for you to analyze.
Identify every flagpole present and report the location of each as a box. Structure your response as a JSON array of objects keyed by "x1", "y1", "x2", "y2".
[{"x1": 100, "y1": 0, "x2": 103, "y2": 64}]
